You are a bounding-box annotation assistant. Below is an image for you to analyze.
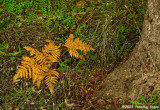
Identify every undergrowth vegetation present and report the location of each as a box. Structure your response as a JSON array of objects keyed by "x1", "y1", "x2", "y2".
[{"x1": 0, "y1": 0, "x2": 147, "y2": 109}]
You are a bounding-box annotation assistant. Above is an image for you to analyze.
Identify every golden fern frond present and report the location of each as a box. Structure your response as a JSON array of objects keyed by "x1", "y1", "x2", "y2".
[
  {"x1": 47, "y1": 69, "x2": 59, "y2": 77},
  {"x1": 33, "y1": 74, "x2": 45, "y2": 89},
  {"x1": 64, "y1": 35, "x2": 82, "y2": 58},
  {"x1": 13, "y1": 40, "x2": 60, "y2": 94},
  {"x1": 64, "y1": 34, "x2": 74, "y2": 49},
  {"x1": 13, "y1": 56, "x2": 47, "y2": 82},
  {"x1": 64, "y1": 34, "x2": 95, "y2": 61},
  {"x1": 23, "y1": 46, "x2": 51, "y2": 66},
  {"x1": 44, "y1": 69, "x2": 59, "y2": 93},
  {"x1": 13, "y1": 56, "x2": 35, "y2": 81},
  {"x1": 45, "y1": 75, "x2": 58, "y2": 94},
  {"x1": 42, "y1": 40, "x2": 61, "y2": 63},
  {"x1": 81, "y1": 42, "x2": 95, "y2": 54}
]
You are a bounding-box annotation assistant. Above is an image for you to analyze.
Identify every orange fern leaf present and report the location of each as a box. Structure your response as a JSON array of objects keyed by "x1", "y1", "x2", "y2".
[
  {"x1": 44, "y1": 69, "x2": 59, "y2": 93},
  {"x1": 64, "y1": 34, "x2": 74, "y2": 48},
  {"x1": 45, "y1": 75, "x2": 58, "y2": 94},
  {"x1": 42, "y1": 40, "x2": 61, "y2": 63},
  {"x1": 13, "y1": 56, "x2": 35, "y2": 81},
  {"x1": 64, "y1": 34, "x2": 95, "y2": 61},
  {"x1": 23, "y1": 46, "x2": 50, "y2": 66},
  {"x1": 13, "y1": 56, "x2": 46, "y2": 82},
  {"x1": 13, "y1": 41, "x2": 60, "y2": 94}
]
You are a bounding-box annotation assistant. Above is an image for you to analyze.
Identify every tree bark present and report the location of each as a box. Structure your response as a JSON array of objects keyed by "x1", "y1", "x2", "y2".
[{"x1": 93, "y1": 0, "x2": 160, "y2": 100}]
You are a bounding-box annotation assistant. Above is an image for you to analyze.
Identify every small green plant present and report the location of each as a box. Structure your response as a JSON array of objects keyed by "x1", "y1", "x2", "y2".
[
  {"x1": 130, "y1": 93, "x2": 159, "y2": 110},
  {"x1": 76, "y1": 49, "x2": 96, "y2": 67},
  {"x1": 0, "y1": 42, "x2": 21, "y2": 61},
  {"x1": 58, "y1": 62, "x2": 67, "y2": 72},
  {"x1": 10, "y1": 87, "x2": 33, "y2": 102},
  {"x1": 6, "y1": 45, "x2": 21, "y2": 61},
  {"x1": 0, "y1": 42, "x2": 8, "y2": 55}
]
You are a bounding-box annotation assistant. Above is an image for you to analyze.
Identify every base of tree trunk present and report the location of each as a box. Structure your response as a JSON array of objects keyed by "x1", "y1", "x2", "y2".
[{"x1": 92, "y1": 0, "x2": 160, "y2": 103}]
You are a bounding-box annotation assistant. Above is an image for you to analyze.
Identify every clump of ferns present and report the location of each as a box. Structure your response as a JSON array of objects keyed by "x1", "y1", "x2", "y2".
[{"x1": 13, "y1": 34, "x2": 95, "y2": 93}]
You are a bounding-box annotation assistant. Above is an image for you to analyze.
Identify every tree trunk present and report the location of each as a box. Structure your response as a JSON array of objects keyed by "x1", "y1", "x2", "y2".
[{"x1": 93, "y1": 0, "x2": 160, "y2": 100}]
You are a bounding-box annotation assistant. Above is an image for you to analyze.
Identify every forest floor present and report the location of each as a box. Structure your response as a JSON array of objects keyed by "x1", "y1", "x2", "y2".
[{"x1": 0, "y1": 0, "x2": 152, "y2": 109}]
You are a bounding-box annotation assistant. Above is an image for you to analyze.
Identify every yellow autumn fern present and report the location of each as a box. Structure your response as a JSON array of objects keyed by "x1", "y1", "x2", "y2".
[
  {"x1": 13, "y1": 34, "x2": 95, "y2": 94},
  {"x1": 13, "y1": 40, "x2": 61, "y2": 93},
  {"x1": 64, "y1": 34, "x2": 95, "y2": 61}
]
